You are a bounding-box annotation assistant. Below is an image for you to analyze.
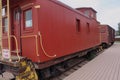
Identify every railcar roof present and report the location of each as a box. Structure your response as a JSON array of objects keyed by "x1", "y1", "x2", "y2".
[
  {"x1": 100, "y1": 24, "x2": 115, "y2": 30},
  {"x1": 2, "y1": 0, "x2": 97, "y2": 21},
  {"x1": 76, "y1": 7, "x2": 97, "y2": 13},
  {"x1": 51, "y1": 0, "x2": 95, "y2": 20},
  {"x1": 2, "y1": 0, "x2": 20, "y2": 6}
]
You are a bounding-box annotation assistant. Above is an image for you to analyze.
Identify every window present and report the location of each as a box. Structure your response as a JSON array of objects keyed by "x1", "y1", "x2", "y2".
[
  {"x1": 76, "y1": 19, "x2": 80, "y2": 32},
  {"x1": 3, "y1": 17, "x2": 8, "y2": 32},
  {"x1": 87, "y1": 23, "x2": 90, "y2": 32},
  {"x1": 84, "y1": 11, "x2": 89, "y2": 17},
  {"x1": 14, "y1": 10, "x2": 20, "y2": 22},
  {"x1": 101, "y1": 29, "x2": 105, "y2": 33},
  {"x1": 24, "y1": 9, "x2": 32, "y2": 28},
  {"x1": 2, "y1": 6, "x2": 8, "y2": 33},
  {"x1": 2, "y1": 7, "x2": 7, "y2": 17},
  {"x1": 91, "y1": 13, "x2": 96, "y2": 19},
  {"x1": 91, "y1": 14, "x2": 94, "y2": 18}
]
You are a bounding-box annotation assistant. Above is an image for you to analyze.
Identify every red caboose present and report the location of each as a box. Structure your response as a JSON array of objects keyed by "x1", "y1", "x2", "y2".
[
  {"x1": 100, "y1": 25, "x2": 115, "y2": 48},
  {"x1": 0, "y1": 0, "x2": 101, "y2": 79}
]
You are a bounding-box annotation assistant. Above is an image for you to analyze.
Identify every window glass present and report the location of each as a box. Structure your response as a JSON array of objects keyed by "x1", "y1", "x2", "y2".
[
  {"x1": 91, "y1": 14, "x2": 94, "y2": 18},
  {"x1": 76, "y1": 19, "x2": 80, "y2": 32},
  {"x1": 87, "y1": 23, "x2": 90, "y2": 32},
  {"x1": 2, "y1": 7, "x2": 6, "y2": 16},
  {"x1": 101, "y1": 29, "x2": 105, "y2": 33},
  {"x1": 2, "y1": 7, "x2": 8, "y2": 33},
  {"x1": 3, "y1": 18, "x2": 8, "y2": 32},
  {"x1": 25, "y1": 9, "x2": 32, "y2": 28},
  {"x1": 15, "y1": 11, "x2": 20, "y2": 21},
  {"x1": 85, "y1": 11, "x2": 89, "y2": 17}
]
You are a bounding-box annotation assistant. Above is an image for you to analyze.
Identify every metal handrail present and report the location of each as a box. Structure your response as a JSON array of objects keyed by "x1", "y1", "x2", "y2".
[
  {"x1": 38, "y1": 31, "x2": 56, "y2": 58},
  {"x1": 0, "y1": 36, "x2": 20, "y2": 62},
  {"x1": 10, "y1": 35, "x2": 20, "y2": 62},
  {"x1": 0, "y1": 0, "x2": 3, "y2": 59},
  {"x1": 21, "y1": 32, "x2": 57, "y2": 58}
]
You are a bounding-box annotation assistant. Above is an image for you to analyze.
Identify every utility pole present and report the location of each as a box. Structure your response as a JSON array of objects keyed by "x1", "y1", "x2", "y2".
[{"x1": 118, "y1": 23, "x2": 120, "y2": 35}]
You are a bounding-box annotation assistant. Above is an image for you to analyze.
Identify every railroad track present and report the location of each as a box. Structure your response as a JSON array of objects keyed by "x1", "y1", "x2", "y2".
[
  {"x1": 50, "y1": 59, "x2": 89, "y2": 80},
  {"x1": 50, "y1": 49, "x2": 104, "y2": 80}
]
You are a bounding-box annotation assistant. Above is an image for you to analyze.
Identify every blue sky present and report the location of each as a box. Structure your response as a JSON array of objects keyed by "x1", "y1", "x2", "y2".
[{"x1": 59, "y1": 0, "x2": 120, "y2": 30}]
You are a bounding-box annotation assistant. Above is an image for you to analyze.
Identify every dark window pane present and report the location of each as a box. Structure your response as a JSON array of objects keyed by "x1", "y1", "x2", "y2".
[
  {"x1": 76, "y1": 19, "x2": 80, "y2": 32},
  {"x1": 87, "y1": 23, "x2": 90, "y2": 32}
]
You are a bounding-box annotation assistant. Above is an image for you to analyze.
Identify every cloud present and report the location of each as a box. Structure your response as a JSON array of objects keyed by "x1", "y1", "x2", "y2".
[
  {"x1": 98, "y1": 7, "x2": 120, "y2": 30},
  {"x1": 59, "y1": 0, "x2": 100, "y2": 9}
]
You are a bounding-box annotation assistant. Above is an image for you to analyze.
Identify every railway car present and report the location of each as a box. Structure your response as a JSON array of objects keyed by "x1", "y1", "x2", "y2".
[
  {"x1": 100, "y1": 25, "x2": 115, "y2": 48},
  {"x1": 115, "y1": 36, "x2": 120, "y2": 41},
  {"x1": 0, "y1": 0, "x2": 101, "y2": 80}
]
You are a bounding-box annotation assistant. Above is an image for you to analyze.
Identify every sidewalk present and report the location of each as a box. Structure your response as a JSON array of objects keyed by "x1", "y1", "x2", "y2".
[{"x1": 64, "y1": 43, "x2": 120, "y2": 80}]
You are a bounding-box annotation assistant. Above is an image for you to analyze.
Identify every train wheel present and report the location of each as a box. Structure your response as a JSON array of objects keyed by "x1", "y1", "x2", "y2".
[{"x1": 16, "y1": 60, "x2": 38, "y2": 80}]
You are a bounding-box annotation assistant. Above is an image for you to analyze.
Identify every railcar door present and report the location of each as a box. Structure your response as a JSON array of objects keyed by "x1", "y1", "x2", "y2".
[
  {"x1": 12, "y1": 3, "x2": 40, "y2": 62},
  {"x1": 12, "y1": 7, "x2": 22, "y2": 55}
]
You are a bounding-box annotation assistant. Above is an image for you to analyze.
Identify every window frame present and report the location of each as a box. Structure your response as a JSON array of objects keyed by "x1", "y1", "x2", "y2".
[
  {"x1": 2, "y1": 6, "x2": 8, "y2": 34},
  {"x1": 84, "y1": 10, "x2": 89, "y2": 17},
  {"x1": 21, "y1": 4, "x2": 34, "y2": 33},
  {"x1": 23, "y1": 8, "x2": 33, "y2": 30},
  {"x1": 101, "y1": 29, "x2": 105, "y2": 33},
  {"x1": 24, "y1": 9, "x2": 33, "y2": 28},
  {"x1": 2, "y1": 7, "x2": 7, "y2": 17},
  {"x1": 76, "y1": 19, "x2": 81, "y2": 32},
  {"x1": 86, "y1": 22, "x2": 90, "y2": 33},
  {"x1": 3, "y1": 17, "x2": 8, "y2": 33}
]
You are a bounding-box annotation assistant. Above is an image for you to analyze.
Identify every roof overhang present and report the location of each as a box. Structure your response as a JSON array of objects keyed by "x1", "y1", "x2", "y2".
[{"x1": 2, "y1": 0, "x2": 21, "y2": 6}]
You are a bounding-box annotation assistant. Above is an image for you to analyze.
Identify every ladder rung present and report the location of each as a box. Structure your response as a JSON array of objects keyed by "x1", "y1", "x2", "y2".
[{"x1": 11, "y1": 50, "x2": 20, "y2": 53}]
